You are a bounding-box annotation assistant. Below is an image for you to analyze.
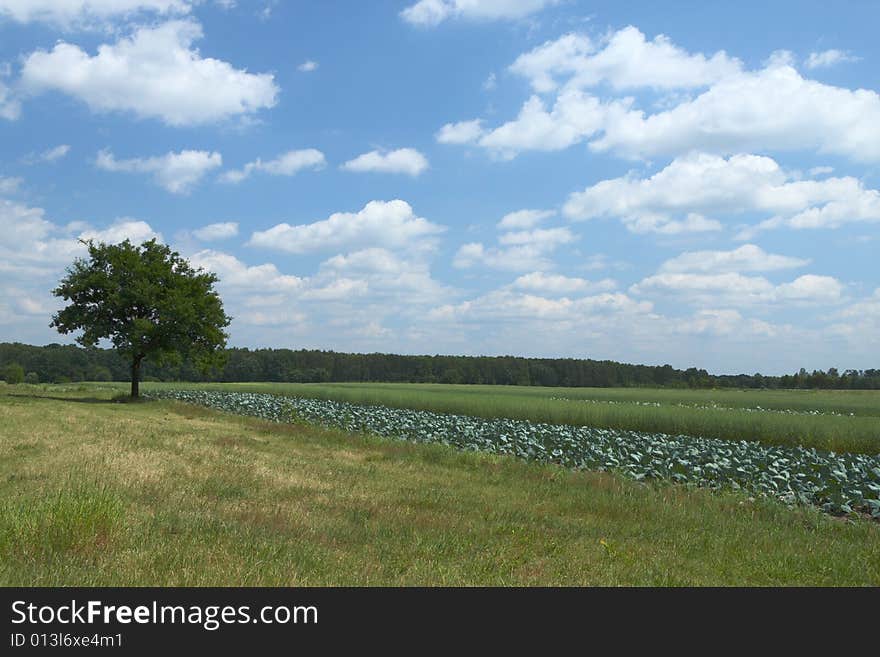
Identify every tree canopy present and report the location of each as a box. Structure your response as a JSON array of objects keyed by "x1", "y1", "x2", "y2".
[{"x1": 50, "y1": 239, "x2": 230, "y2": 397}]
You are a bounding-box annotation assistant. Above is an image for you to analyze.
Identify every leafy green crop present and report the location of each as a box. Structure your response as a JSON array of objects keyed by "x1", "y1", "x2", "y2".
[{"x1": 146, "y1": 390, "x2": 880, "y2": 518}]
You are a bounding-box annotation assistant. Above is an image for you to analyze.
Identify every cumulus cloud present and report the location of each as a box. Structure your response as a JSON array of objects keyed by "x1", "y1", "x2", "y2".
[
  {"x1": 563, "y1": 152, "x2": 880, "y2": 235},
  {"x1": 452, "y1": 27, "x2": 880, "y2": 162},
  {"x1": 39, "y1": 144, "x2": 71, "y2": 163},
  {"x1": 435, "y1": 119, "x2": 485, "y2": 144},
  {"x1": 79, "y1": 219, "x2": 161, "y2": 244},
  {"x1": 20, "y1": 20, "x2": 278, "y2": 126},
  {"x1": 511, "y1": 271, "x2": 616, "y2": 295},
  {"x1": 219, "y1": 149, "x2": 325, "y2": 184},
  {"x1": 317, "y1": 248, "x2": 451, "y2": 306},
  {"x1": 192, "y1": 222, "x2": 239, "y2": 241},
  {"x1": 401, "y1": 0, "x2": 556, "y2": 27},
  {"x1": 829, "y1": 288, "x2": 880, "y2": 349},
  {"x1": 297, "y1": 60, "x2": 318, "y2": 72},
  {"x1": 631, "y1": 272, "x2": 844, "y2": 307},
  {"x1": 96, "y1": 148, "x2": 222, "y2": 194},
  {"x1": 0, "y1": 77, "x2": 20, "y2": 120},
  {"x1": 0, "y1": 0, "x2": 190, "y2": 28},
  {"x1": 189, "y1": 250, "x2": 304, "y2": 292},
  {"x1": 659, "y1": 245, "x2": 809, "y2": 274},
  {"x1": 478, "y1": 90, "x2": 619, "y2": 159},
  {"x1": 497, "y1": 208, "x2": 555, "y2": 230},
  {"x1": 430, "y1": 289, "x2": 651, "y2": 324},
  {"x1": 591, "y1": 62, "x2": 880, "y2": 162},
  {"x1": 454, "y1": 226, "x2": 575, "y2": 271},
  {"x1": 0, "y1": 176, "x2": 21, "y2": 194},
  {"x1": 805, "y1": 49, "x2": 860, "y2": 70},
  {"x1": 340, "y1": 148, "x2": 429, "y2": 177},
  {"x1": 247, "y1": 200, "x2": 445, "y2": 255},
  {"x1": 188, "y1": 247, "x2": 452, "y2": 344},
  {"x1": 510, "y1": 26, "x2": 742, "y2": 93},
  {"x1": 678, "y1": 309, "x2": 781, "y2": 339},
  {"x1": 0, "y1": 198, "x2": 161, "y2": 281}
]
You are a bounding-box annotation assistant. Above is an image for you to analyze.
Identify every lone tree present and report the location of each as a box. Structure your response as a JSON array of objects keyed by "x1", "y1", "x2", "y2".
[{"x1": 51, "y1": 239, "x2": 230, "y2": 398}]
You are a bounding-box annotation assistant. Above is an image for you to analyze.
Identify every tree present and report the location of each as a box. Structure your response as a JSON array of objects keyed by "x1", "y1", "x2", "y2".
[
  {"x1": 51, "y1": 239, "x2": 230, "y2": 398},
  {"x1": 2, "y1": 362, "x2": 24, "y2": 384}
]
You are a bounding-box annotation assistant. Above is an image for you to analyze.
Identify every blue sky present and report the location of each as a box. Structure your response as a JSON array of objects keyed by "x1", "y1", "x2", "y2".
[{"x1": 1, "y1": 0, "x2": 878, "y2": 375}]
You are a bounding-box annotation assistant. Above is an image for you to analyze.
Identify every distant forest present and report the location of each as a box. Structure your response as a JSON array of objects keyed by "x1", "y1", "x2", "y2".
[{"x1": 1, "y1": 342, "x2": 878, "y2": 390}]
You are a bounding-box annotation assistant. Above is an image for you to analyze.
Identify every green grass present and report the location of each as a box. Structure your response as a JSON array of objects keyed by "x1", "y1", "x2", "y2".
[
  {"x1": 132, "y1": 381, "x2": 880, "y2": 454},
  {"x1": 1, "y1": 385, "x2": 878, "y2": 585}
]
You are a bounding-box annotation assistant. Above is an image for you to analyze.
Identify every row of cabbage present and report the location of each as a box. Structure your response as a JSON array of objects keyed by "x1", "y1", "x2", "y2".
[{"x1": 146, "y1": 390, "x2": 880, "y2": 518}]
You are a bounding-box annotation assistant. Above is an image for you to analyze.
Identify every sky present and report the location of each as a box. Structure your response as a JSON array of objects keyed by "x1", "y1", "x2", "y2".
[{"x1": 0, "y1": 0, "x2": 878, "y2": 375}]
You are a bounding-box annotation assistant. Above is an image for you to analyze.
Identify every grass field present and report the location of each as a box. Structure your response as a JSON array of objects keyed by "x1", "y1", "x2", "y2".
[
  {"x1": 137, "y1": 381, "x2": 880, "y2": 454},
  {"x1": 1, "y1": 384, "x2": 879, "y2": 586}
]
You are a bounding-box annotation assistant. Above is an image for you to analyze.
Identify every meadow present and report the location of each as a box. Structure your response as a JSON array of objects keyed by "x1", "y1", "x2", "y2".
[
  {"x1": 1, "y1": 384, "x2": 879, "y2": 586},
  {"x1": 141, "y1": 381, "x2": 880, "y2": 454}
]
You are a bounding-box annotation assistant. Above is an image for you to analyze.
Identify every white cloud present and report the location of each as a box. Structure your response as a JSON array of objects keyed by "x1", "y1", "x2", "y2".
[
  {"x1": 764, "y1": 49, "x2": 796, "y2": 68},
  {"x1": 79, "y1": 219, "x2": 162, "y2": 244},
  {"x1": 453, "y1": 242, "x2": 551, "y2": 271},
  {"x1": 478, "y1": 90, "x2": 617, "y2": 158},
  {"x1": 189, "y1": 250, "x2": 304, "y2": 292},
  {"x1": 248, "y1": 200, "x2": 445, "y2": 255},
  {"x1": 430, "y1": 289, "x2": 651, "y2": 323},
  {"x1": 401, "y1": 0, "x2": 556, "y2": 27},
  {"x1": 659, "y1": 245, "x2": 809, "y2": 274},
  {"x1": 417, "y1": 282, "x2": 823, "y2": 372},
  {"x1": 497, "y1": 208, "x2": 555, "y2": 229},
  {"x1": 512, "y1": 271, "x2": 616, "y2": 295},
  {"x1": 678, "y1": 309, "x2": 781, "y2": 339},
  {"x1": 317, "y1": 248, "x2": 451, "y2": 306},
  {"x1": 0, "y1": 78, "x2": 20, "y2": 120},
  {"x1": 563, "y1": 152, "x2": 880, "y2": 235},
  {"x1": 341, "y1": 148, "x2": 429, "y2": 177},
  {"x1": 498, "y1": 226, "x2": 574, "y2": 247},
  {"x1": 435, "y1": 119, "x2": 484, "y2": 144},
  {"x1": 187, "y1": 247, "x2": 451, "y2": 343},
  {"x1": 297, "y1": 60, "x2": 318, "y2": 72},
  {"x1": 454, "y1": 226, "x2": 575, "y2": 271},
  {"x1": 829, "y1": 289, "x2": 880, "y2": 348},
  {"x1": 775, "y1": 274, "x2": 844, "y2": 302},
  {"x1": 219, "y1": 149, "x2": 326, "y2": 184},
  {"x1": 299, "y1": 278, "x2": 368, "y2": 301},
  {"x1": 591, "y1": 62, "x2": 880, "y2": 162},
  {"x1": 631, "y1": 272, "x2": 843, "y2": 307},
  {"x1": 805, "y1": 49, "x2": 860, "y2": 70},
  {"x1": 510, "y1": 26, "x2": 742, "y2": 93},
  {"x1": 20, "y1": 20, "x2": 278, "y2": 126},
  {"x1": 0, "y1": 199, "x2": 70, "y2": 273},
  {"x1": 192, "y1": 222, "x2": 239, "y2": 241},
  {"x1": 96, "y1": 148, "x2": 222, "y2": 194},
  {"x1": 40, "y1": 144, "x2": 71, "y2": 163},
  {"x1": 0, "y1": 176, "x2": 21, "y2": 194},
  {"x1": 456, "y1": 30, "x2": 880, "y2": 162},
  {"x1": 0, "y1": 199, "x2": 163, "y2": 287},
  {"x1": 0, "y1": 0, "x2": 190, "y2": 28}
]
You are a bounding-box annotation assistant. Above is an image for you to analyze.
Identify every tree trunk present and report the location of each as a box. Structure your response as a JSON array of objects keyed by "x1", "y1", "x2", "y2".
[{"x1": 131, "y1": 355, "x2": 143, "y2": 398}]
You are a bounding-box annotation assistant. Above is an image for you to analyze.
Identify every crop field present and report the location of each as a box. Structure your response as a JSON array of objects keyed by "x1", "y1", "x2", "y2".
[
  {"x1": 143, "y1": 389, "x2": 880, "y2": 518},
  {"x1": 1, "y1": 384, "x2": 879, "y2": 586},
  {"x1": 139, "y1": 381, "x2": 880, "y2": 454}
]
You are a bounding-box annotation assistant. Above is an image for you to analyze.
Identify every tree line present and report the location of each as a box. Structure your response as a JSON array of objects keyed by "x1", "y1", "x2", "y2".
[{"x1": 2, "y1": 341, "x2": 878, "y2": 390}]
